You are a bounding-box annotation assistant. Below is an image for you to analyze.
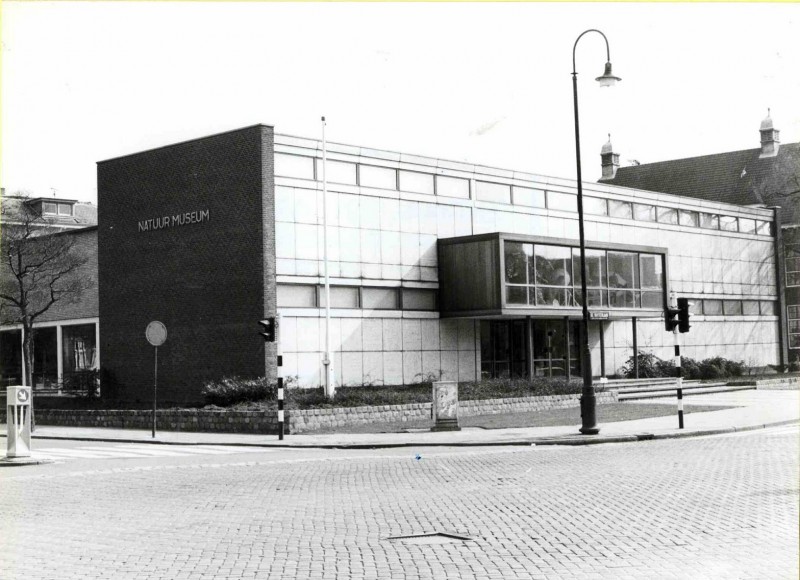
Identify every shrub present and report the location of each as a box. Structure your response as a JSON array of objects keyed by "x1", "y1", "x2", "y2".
[
  {"x1": 458, "y1": 377, "x2": 581, "y2": 399},
  {"x1": 620, "y1": 352, "x2": 672, "y2": 379},
  {"x1": 201, "y1": 376, "x2": 275, "y2": 407},
  {"x1": 697, "y1": 357, "x2": 744, "y2": 380}
]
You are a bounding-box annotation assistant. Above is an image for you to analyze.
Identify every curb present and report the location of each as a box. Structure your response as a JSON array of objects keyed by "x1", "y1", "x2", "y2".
[{"x1": 4, "y1": 419, "x2": 797, "y2": 450}]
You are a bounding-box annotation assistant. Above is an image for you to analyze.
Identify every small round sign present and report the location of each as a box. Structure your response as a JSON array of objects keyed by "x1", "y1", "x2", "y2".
[
  {"x1": 17, "y1": 390, "x2": 30, "y2": 403},
  {"x1": 145, "y1": 321, "x2": 167, "y2": 347}
]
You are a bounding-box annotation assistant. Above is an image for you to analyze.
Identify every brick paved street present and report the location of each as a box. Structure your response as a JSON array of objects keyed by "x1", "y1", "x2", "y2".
[{"x1": 1, "y1": 425, "x2": 798, "y2": 579}]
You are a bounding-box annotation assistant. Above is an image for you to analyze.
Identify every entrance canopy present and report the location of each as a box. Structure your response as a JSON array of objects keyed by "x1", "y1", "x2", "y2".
[{"x1": 437, "y1": 232, "x2": 668, "y2": 320}]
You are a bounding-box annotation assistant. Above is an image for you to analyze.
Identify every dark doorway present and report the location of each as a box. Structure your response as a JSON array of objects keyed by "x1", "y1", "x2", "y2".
[{"x1": 480, "y1": 320, "x2": 527, "y2": 379}]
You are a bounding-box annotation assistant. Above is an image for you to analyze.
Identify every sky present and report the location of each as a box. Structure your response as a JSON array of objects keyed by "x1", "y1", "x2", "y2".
[{"x1": 1, "y1": 2, "x2": 798, "y2": 205}]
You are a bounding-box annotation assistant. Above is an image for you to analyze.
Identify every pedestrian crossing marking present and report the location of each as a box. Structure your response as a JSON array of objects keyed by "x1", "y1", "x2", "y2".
[{"x1": 31, "y1": 444, "x2": 274, "y2": 462}]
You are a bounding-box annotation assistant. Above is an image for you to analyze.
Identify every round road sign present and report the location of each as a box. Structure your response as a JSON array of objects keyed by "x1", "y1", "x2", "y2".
[{"x1": 145, "y1": 321, "x2": 167, "y2": 346}]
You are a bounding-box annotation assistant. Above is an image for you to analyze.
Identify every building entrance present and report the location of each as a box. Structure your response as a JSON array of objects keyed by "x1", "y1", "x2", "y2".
[{"x1": 480, "y1": 319, "x2": 581, "y2": 380}]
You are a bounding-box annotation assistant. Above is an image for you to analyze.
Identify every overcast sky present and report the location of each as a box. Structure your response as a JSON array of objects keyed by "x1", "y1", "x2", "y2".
[{"x1": 2, "y1": 2, "x2": 798, "y2": 204}]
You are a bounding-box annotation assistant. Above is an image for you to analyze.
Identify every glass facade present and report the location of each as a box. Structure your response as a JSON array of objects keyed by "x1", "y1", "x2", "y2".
[{"x1": 504, "y1": 241, "x2": 664, "y2": 310}]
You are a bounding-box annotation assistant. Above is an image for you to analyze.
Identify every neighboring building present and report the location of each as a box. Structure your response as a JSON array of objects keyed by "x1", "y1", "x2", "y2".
[
  {"x1": 88, "y1": 125, "x2": 781, "y2": 405},
  {"x1": 600, "y1": 112, "x2": 798, "y2": 367},
  {"x1": 0, "y1": 194, "x2": 98, "y2": 388}
]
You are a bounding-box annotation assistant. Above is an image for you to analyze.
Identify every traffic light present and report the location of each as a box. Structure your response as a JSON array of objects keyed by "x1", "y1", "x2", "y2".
[
  {"x1": 259, "y1": 318, "x2": 276, "y2": 342},
  {"x1": 677, "y1": 298, "x2": 691, "y2": 333},
  {"x1": 665, "y1": 306, "x2": 680, "y2": 332}
]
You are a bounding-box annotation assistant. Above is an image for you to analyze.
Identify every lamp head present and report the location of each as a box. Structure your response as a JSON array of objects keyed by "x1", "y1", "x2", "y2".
[{"x1": 596, "y1": 62, "x2": 621, "y2": 87}]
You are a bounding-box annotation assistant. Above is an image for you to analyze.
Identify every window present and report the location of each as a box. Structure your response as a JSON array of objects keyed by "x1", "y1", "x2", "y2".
[
  {"x1": 787, "y1": 245, "x2": 800, "y2": 287},
  {"x1": 789, "y1": 306, "x2": 800, "y2": 349},
  {"x1": 608, "y1": 200, "x2": 632, "y2": 219},
  {"x1": 316, "y1": 159, "x2": 357, "y2": 185},
  {"x1": 720, "y1": 216, "x2": 738, "y2": 232},
  {"x1": 572, "y1": 248, "x2": 608, "y2": 307},
  {"x1": 742, "y1": 300, "x2": 760, "y2": 316},
  {"x1": 362, "y1": 287, "x2": 399, "y2": 309},
  {"x1": 360, "y1": 165, "x2": 397, "y2": 190},
  {"x1": 703, "y1": 299, "x2": 723, "y2": 315},
  {"x1": 399, "y1": 171, "x2": 434, "y2": 195},
  {"x1": 534, "y1": 245, "x2": 572, "y2": 306},
  {"x1": 738, "y1": 218, "x2": 756, "y2": 234},
  {"x1": 43, "y1": 202, "x2": 58, "y2": 215},
  {"x1": 547, "y1": 192, "x2": 577, "y2": 212},
  {"x1": 62, "y1": 324, "x2": 97, "y2": 377},
  {"x1": 402, "y1": 288, "x2": 437, "y2": 311},
  {"x1": 513, "y1": 187, "x2": 545, "y2": 208},
  {"x1": 639, "y1": 254, "x2": 663, "y2": 308},
  {"x1": 476, "y1": 181, "x2": 511, "y2": 204},
  {"x1": 760, "y1": 301, "x2": 777, "y2": 316},
  {"x1": 58, "y1": 204, "x2": 73, "y2": 216},
  {"x1": 608, "y1": 252, "x2": 638, "y2": 308},
  {"x1": 700, "y1": 213, "x2": 720, "y2": 229},
  {"x1": 723, "y1": 300, "x2": 743, "y2": 316},
  {"x1": 756, "y1": 220, "x2": 771, "y2": 236},
  {"x1": 318, "y1": 286, "x2": 359, "y2": 308},
  {"x1": 504, "y1": 242, "x2": 533, "y2": 305},
  {"x1": 679, "y1": 210, "x2": 699, "y2": 227},
  {"x1": 689, "y1": 300, "x2": 703, "y2": 315},
  {"x1": 633, "y1": 204, "x2": 656, "y2": 222},
  {"x1": 583, "y1": 197, "x2": 608, "y2": 216},
  {"x1": 436, "y1": 175, "x2": 470, "y2": 199},
  {"x1": 275, "y1": 154, "x2": 315, "y2": 179},
  {"x1": 277, "y1": 284, "x2": 317, "y2": 307},
  {"x1": 657, "y1": 207, "x2": 678, "y2": 225}
]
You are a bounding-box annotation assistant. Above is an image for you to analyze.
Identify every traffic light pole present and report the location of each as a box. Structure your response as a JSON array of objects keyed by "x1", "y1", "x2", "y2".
[
  {"x1": 276, "y1": 314, "x2": 284, "y2": 440},
  {"x1": 673, "y1": 325, "x2": 684, "y2": 430}
]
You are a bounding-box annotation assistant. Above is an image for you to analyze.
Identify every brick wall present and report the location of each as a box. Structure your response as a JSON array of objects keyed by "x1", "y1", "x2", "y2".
[{"x1": 97, "y1": 125, "x2": 275, "y2": 404}]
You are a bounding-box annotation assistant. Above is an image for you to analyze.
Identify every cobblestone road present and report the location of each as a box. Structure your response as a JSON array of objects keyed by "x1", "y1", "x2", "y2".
[{"x1": 1, "y1": 425, "x2": 798, "y2": 579}]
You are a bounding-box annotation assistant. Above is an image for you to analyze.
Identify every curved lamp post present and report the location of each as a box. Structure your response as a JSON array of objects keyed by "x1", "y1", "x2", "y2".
[{"x1": 572, "y1": 29, "x2": 621, "y2": 435}]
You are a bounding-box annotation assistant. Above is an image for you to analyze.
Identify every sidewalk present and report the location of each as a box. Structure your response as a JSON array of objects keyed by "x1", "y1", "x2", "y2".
[{"x1": 2, "y1": 390, "x2": 798, "y2": 449}]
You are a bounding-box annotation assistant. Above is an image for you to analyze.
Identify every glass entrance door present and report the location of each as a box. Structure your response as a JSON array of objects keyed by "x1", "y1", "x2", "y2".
[
  {"x1": 480, "y1": 320, "x2": 527, "y2": 379},
  {"x1": 531, "y1": 320, "x2": 581, "y2": 378}
]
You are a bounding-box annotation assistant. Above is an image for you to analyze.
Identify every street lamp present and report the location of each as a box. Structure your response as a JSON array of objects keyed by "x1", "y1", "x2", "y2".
[{"x1": 572, "y1": 29, "x2": 621, "y2": 435}]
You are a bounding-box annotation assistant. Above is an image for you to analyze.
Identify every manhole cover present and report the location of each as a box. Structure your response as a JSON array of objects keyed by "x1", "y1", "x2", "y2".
[{"x1": 387, "y1": 532, "x2": 472, "y2": 545}]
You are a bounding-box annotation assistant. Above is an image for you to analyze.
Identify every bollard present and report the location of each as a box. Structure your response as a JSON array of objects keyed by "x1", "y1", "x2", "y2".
[
  {"x1": 6, "y1": 386, "x2": 32, "y2": 459},
  {"x1": 431, "y1": 381, "x2": 460, "y2": 432},
  {"x1": 677, "y1": 387, "x2": 684, "y2": 429}
]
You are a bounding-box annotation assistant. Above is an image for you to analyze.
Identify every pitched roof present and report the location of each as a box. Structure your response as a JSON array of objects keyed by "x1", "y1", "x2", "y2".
[{"x1": 602, "y1": 142, "x2": 800, "y2": 224}]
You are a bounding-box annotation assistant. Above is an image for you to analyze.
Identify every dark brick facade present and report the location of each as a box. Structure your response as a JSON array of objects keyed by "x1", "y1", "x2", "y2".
[{"x1": 97, "y1": 125, "x2": 276, "y2": 404}]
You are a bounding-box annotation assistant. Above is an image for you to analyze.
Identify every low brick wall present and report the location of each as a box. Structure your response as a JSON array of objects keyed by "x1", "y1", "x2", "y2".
[
  {"x1": 32, "y1": 391, "x2": 618, "y2": 435},
  {"x1": 288, "y1": 391, "x2": 618, "y2": 433},
  {"x1": 35, "y1": 409, "x2": 280, "y2": 434}
]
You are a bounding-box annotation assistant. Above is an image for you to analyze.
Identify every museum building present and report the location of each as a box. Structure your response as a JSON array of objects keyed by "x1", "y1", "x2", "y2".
[{"x1": 0, "y1": 124, "x2": 785, "y2": 404}]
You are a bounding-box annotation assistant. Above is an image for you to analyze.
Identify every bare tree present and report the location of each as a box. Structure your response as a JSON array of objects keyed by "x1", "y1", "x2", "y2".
[{"x1": 0, "y1": 194, "x2": 89, "y2": 390}]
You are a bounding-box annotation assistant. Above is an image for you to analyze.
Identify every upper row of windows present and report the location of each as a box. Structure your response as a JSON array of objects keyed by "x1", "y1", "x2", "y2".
[{"x1": 275, "y1": 153, "x2": 772, "y2": 236}]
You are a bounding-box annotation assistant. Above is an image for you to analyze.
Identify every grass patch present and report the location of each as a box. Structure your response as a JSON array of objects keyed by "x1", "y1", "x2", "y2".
[{"x1": 308, "y1": 402, "x2": 736, "y2": 434}]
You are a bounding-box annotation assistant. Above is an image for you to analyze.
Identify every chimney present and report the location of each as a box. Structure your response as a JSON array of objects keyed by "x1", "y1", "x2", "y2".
[
  {"x1": 599, "y1": 134, "x2": 619, "y2": 180},
  {"x1": 759, "y1": 109, "x2": 780, "y2": 158}
]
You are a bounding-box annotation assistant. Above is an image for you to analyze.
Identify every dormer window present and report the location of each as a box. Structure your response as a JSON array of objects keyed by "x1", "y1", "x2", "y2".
[{"x1": 28, "y1": 198, "x2": 76, "y2": 217}]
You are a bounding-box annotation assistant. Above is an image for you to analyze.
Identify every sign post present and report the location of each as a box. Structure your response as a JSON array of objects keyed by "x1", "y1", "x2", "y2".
[{"x1": 145, "y1": 321, "x2": 167, "y2": 438}]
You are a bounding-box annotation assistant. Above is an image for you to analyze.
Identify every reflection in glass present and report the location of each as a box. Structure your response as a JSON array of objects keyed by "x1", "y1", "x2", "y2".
[
  {"x1": 504, "y1": 242, "x2": 532, "y2": 284},
  {"x1": 720, "y1": 216, "x2": 738, "y2": 232},
  {"x1": 609, "y1": 200, "x2": 632, "y2": 219},
  {"x1": 639, "y1": 254, "x2": 663, "y2": 289},
  {"x1": 700, "y1": 213, "x2": 720, "y2": 229},
  {"x1": 572, "y1": 248, "x2": 606, "y2": 288},
  {"x1": 679, "y1": 210, "x2": 699, "y2": 227},
  {"x1": 506, "y1": 286, "x2": 528, "y2": 305},
  {"x1": 633, "y1": 204, "x2": 656, "y2": 221},
  {"x1": 657, "y1": 207, "x2": 678, "y2": 224},
  {"x1": 534, "y1": 245, "x2": 572, "y2": 286}
]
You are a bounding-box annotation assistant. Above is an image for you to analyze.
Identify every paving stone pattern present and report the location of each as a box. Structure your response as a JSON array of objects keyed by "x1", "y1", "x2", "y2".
[{"x1": 1, "y1": 428, "x2": 798, "y2": 579}]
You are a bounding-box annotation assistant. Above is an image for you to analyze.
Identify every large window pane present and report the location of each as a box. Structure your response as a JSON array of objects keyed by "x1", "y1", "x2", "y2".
[
  {"x1": 633, "y1": 204, "x2": 656, "y2": 221},
  {"x1": 639, "y1": 254, "x2": 663, "y2": 289},
  {"x1": 316, "y1": 159, "x2": 357, "y2": 185},
  {"x1": 506, "y1": 286, "x2": 528, "y2": 305},
  {"x1": 657, "y1": 207, "x2": 678, "y2": 224},
  {"x1": 738, "y1": 218, "x2": 756, "y2": 234},
  {"x1": 534, "y1": 245, "x2": 572, "y2": 286},
  {"x1": 742, "y1": 300, "x2": 760, "y2": 315},
  {"x1": 318, "y1": 286, "x2": 359, "y2": 308},
  {"x1": 756, "y1": 220, "x2": 771, "y2": 236},
  {"x1": 275, "y1": 154, "x2": 315, "y2": 179},
  {"x1": 62, "y1": 324, "x2": 97, "y2": 376},
  {"x1": 704, "y1": 299, "x2": 723, "y2": 315},
  {"x1": 720, "y1": 216, "x2": 738, "y2": 232},
  {"x1": 701, "y1": 213, "x2": 720, "y2": 229},
  {"x1": 476, "y1": 181, "x2": 511, "y2": 204},
  {"x1": 536, "y1": 287, "x2": 569, "y2": 307},
  {"x1": 547, "y1": 192, "x2": 577, "y2": 212},
  {"x1": 571, "y1": 248, "x2": 606, "y2": 288},
  {"x1": 640, "y1": 291, "x2": 662, "y2": 309},
  {"x1": 584, "y1": 197, "x2": 608, "y2": 216},
  {"x1": 402, "y1": 288, "x2": 437, "y2": 310},
  {"x1": 723, "y1": 300, "x2": 743, "y2": 316},
  {"x1": 608, "y1": 252, "x2": 638, "y2": 289},
  {"x1": 399, "y1": 171, "x2": 434, "y2": 195},
  {"x1": 513, "y1": 187, "x2": 545, "y2": 208},
  {"x1": 362, "y1": 287, "x2": 399, "y2": 309},
  {"x1": 679, "y1": 210, "x2": 699, "y2": 227},
  {"x1": 609, "y1": 200, "x2": 632, "y2": 219},
  {"x1": 504, "y1": 242, "x2": 532, "y2": 284},
  {"x1": 360, "y1": 165, "x2": 397, "y2": 189},
  {"x1": 436, "y1": 175, "x2": 470, "y2": 199},
  {"x1": 574, "y1": 289, "x2": 607, "y2": 308},
  {"x1": 277, "y1": 284, "x2": 317, "y2": 307}
]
